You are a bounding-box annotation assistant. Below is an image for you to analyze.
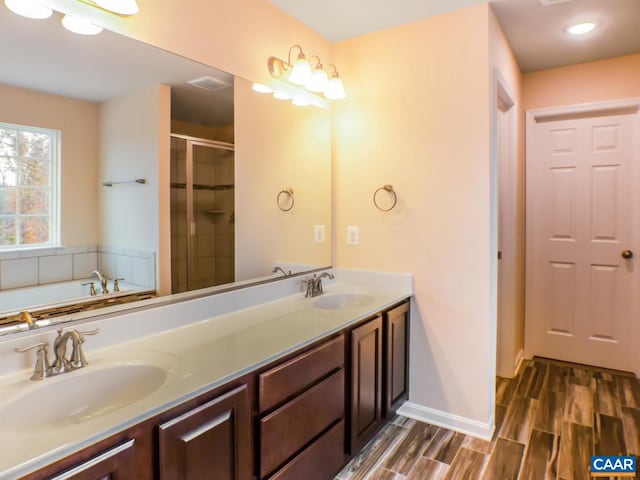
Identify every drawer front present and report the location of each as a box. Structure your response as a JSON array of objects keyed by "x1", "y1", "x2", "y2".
[
  {"x1": 260, "y1": 369, "x2": 344, "y2": 478},
  {"x1": 268, "y1": 420, "x2": 345, "y2": 480},
  {"x1": 259, "y1": 335, "x2": 345, "y2": 413}
]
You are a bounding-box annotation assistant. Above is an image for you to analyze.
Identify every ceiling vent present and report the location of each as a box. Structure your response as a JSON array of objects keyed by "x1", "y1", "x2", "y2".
[
  {"x1": 539, "y1": 0, "x2": 573, "y2": 5},
  {"x1": 187, "y1": 76, "x2": 231, "y2": 91}
]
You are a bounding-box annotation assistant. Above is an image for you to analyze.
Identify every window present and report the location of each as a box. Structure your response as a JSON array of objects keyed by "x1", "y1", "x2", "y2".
[{"x1": 0, "y1": 122, "x2": 60, "y2": 249}]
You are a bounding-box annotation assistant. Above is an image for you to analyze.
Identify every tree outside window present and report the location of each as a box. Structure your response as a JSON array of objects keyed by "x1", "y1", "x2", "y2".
[{"x1": 0, "y1": 123, "x2": 59, "y2": 249}]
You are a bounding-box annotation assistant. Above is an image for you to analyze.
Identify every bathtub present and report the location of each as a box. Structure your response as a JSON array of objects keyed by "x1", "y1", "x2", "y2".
[{"x1": 0, "y1": 279, "x2": 144, "y2": 317}]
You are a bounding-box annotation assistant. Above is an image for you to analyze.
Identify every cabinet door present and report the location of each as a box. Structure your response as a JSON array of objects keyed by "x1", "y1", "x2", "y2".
[
  {"x1": 48, "y1": 440, "x2": 136, "y2": 480},
  {"x1": 158, "y1": 385, "x2": 251, "y2": 480},
  {"x1": 349, "y1": 315, "x2": 383, "y2": 453},
  {"x1": 384, "y1": 302, "x2": 410, "y2": 418}
]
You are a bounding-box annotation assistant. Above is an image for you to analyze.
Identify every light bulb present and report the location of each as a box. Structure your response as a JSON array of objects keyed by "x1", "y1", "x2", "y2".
[
  {"x1": 94, "y1": 0, "x2": 139, "y2": 15},
  {"x1": 4, "y1": 0, "x2": 52, "y2": 19},
  {"x1": 307, "y1": 68, "x2": 329, "y2": 93},
  {"x1": 273, "y1": 90, "x2": 293, "y2": 100},
  {"x1": 292, "y1": 96, "x2": 310, "y2": 107},
  {"x1": 62, "y1": 15, "x2": 103, "y2": 35},
  {"x1": 253, "y1": 83, "x2": 274, "y2": 94},
  {"x1": 288, "y1": 56, "x2": 311, "y2": 85},
  {"x1": 324, "y1": 76, "x2": 346, "y2": 100},
  {"x1": 566, "y1": 21, "x2": 599, "y2": 35}
]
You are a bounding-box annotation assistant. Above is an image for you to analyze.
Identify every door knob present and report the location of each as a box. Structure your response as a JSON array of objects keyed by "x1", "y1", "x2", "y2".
[{"x1": 621, "y1": 250, "x2": 634, "y2": 260}]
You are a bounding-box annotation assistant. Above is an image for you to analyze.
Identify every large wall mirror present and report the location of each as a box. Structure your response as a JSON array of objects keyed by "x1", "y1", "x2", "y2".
[{"x1": 0, "y1": 7, "x2": 332, "y2": 334}]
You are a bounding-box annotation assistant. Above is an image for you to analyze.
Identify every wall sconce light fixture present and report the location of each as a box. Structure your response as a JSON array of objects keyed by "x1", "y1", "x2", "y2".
[
  {"x1": 4, "y1": 0, "x2": 139, "y2": 35},
  {"x1": 253, "y1": 44, "x2": 346, "y2": 108}
]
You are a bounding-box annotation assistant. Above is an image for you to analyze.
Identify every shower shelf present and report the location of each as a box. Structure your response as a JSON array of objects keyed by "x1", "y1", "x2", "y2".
[{"x1": 170, "y1": 182, "x2": 234, "y2": 191}]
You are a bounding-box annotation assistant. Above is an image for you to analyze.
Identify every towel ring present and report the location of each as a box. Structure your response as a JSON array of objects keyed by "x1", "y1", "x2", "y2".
[
  {"x1": 277, "y1": 188, "x2": 295, "y2": 211},
  {"x1": 373, "y1": 185, "x2": 397, "y2": 211}
]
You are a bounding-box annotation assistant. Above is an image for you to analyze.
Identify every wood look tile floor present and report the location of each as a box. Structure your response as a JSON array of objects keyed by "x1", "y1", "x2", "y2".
[{"x1": 335, "y1": 358, "x2": 640, "y2": 480}]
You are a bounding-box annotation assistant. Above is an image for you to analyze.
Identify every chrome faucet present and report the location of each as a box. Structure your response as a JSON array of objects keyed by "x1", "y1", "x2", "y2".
[
  {"x1": 92, "y1": 270, "x2": 109, "y2": 294},
  {"x1": 272, "y1": 266, "x2": 291, "y2": 277},
  {"x1": 15, "y1": 328, "x2": 99, "y2": 380},
  {"x1": 302, "y1": 272, "x2": 335, "y2": 297}
]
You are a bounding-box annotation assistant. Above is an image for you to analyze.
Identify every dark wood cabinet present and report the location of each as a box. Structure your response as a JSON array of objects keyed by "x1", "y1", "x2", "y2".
[
  {"x1": 348, "y1": 314, "x2": 383, "y2": 453},
  {"x1": 20, "y1": 297, "x2": 410, "y2": 480},
  {"x1": 47, "y1": 440, "x2": 136, "y2": 480},
  {"x1": 268, "y1": 420, "x2": 345, "y2": 480},
  {"x1": 158, "y1": 385, "x2": 251, "y2": 480},
  {"x1": 258, "y1": 335, "x2": 345, "y2": 479},
  {"x1": 383, "y1": 301, "x2": 410, "y2": 418}
]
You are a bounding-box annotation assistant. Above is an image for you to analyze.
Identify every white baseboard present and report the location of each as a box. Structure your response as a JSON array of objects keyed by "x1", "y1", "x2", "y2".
[{"x1": 397, "y1": 401, "x2": 494, "y2": 441}]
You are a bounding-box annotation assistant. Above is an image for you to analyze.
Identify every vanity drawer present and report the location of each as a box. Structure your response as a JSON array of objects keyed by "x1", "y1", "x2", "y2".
[
  {"x1": 259, "y1": 334, "x2": 344, "y2": 412},
  {"x1": 268, "y1": 419, "x2": 345, "y2": 480},
  {"x1": 260, "y1": 368, "x2": 344, "y2": 478}
]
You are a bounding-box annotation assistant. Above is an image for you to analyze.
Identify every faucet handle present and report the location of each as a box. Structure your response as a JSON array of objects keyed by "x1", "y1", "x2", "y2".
[
  {"x1": 15, "y1": 342, "x2": 52, "y2": 381},
  {"x1": 81, "y1": 281, "x2": 97, "y2": 296},
  {"x1": 77, "y1": 328, "x2": 99, "y2": 337},
  {"x1": 69, "y1": 328, "x2": 98, "y2": 369},
  {"x1": 15, "y1": 341, "x2": 49, "y2": 353},
  {"x1": 113, "y1": 278, "x2": 124, "y2": 292}
]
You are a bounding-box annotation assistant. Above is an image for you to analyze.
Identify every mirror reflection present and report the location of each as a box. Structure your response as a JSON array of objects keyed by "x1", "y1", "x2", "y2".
[{"x1": 0, "y1": 7, "x2": 332, "y2": 330}]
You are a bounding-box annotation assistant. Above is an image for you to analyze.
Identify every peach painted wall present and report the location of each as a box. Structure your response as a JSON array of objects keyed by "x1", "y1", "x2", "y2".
[
  {"x1": 0, "y1": 83, "x2": 99, "y2": 247},
  {"x1": 523, "y1": 54, "x2": 640, "y2": 110},
  {"x1": 234, "y1": 77, "x2": 332, "y2": 280},
  {"x1": 334, "y1": 4, "x2": 494, "y2": 427},
  {"x1": 489, "y1": 9, "x2": 525, "y2": 380}
]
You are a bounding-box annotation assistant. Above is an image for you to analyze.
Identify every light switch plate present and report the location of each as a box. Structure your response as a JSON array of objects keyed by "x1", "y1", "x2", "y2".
[
  {"x1": 314, "y1": 225, "x2": 326, "y2": 244},
  {"x1": 347, "y1": 226, "x2": 359, "y2": 245}
]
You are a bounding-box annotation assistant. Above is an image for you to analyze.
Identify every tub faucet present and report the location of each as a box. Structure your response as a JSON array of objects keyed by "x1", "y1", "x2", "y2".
[
  {"x1": 92, "y1": 270, "x2": 109, "y2": 294},
  {"x1": 272, "y1": 266, "x2": 291, "y2": 277}
]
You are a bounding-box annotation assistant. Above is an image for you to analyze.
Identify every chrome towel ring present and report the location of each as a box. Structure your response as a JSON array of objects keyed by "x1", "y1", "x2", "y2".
[
  {"x1": 277, "y1": 188, "x2": 295, "y2": 211},
  {"x1": 373, "y1": 185, "x2": 397, "y2": 211}
]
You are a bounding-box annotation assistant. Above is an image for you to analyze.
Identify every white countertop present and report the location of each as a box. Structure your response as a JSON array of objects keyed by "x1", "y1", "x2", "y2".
[{"x1": 0, "y1": 269, "x2": 412, "y2": 479}]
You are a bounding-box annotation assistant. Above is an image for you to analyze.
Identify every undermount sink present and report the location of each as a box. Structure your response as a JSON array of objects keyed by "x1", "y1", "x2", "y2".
[
  {"x1": 313, "y1": 293, "x2": 374, "y2": 310},
  {"x1": 0, "y1": 355, "x2": 178, "y2": 433}
]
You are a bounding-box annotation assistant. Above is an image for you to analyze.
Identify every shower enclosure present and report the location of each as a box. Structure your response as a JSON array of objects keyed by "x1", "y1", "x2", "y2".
[{"x1": 170, "y1": 134, "x2": 235, "y2": 293}]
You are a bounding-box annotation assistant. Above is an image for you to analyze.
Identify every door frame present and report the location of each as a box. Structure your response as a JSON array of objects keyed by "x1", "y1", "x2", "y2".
[
  {"x1": 493, "y1": 69, "x2": 519, "y2": 379},
  {"x1": 524, "y1": 97, "x2": 640, "y2": 375}
]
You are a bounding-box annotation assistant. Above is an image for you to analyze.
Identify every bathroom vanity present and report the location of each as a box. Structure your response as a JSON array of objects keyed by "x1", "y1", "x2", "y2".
[{"x1": 0, "y1": 270, "x2": 411, "y2": 480}]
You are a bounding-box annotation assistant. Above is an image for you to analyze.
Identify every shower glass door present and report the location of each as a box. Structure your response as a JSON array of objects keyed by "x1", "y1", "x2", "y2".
[{"x1": 170, "y1": 135, "x2": 235, "y2": 293}]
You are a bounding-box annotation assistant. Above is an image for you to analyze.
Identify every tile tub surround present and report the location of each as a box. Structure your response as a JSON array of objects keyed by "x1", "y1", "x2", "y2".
[
  {"x1": 0, "y1": 246, "x2": 98, "y2": 290},
  {"x1": 97, "y1": 246, "x2": 156, "y2": 290},
  {"x1": 0, "y1": 280, "x2": 147, "y2": 317},
  {"x1": 336, "y1": 358, "x2": 640, "y2": 480},
  {"x1": 0, "y1": 246, "x2": 156, "y2": 291},
  {"x1": 0, "y1": 268, "x2": 412, "y2": 478}
]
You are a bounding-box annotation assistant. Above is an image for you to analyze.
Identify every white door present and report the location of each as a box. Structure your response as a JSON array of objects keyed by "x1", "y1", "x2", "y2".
[{"x1": 526, "y1": 108, "x2": 639, "y2": 372}]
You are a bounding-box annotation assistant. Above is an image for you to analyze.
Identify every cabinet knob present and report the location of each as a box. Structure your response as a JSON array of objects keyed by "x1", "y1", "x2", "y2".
[{"x1": 621, "y1": 250, "x2": 634, "y2": 260}]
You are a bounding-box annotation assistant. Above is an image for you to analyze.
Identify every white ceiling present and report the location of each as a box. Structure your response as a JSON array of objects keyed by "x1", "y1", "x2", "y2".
[
  {"x1": 0, "y1": 7, "x2": 234, "y2": 127},
  {"x1": 270, "y1": 0, "x2": 489, "y2": 42},
  {"x1": 270, "y1": 0, "x2": 640, "y2": 72},
  {"x1": 492, "y1": 0, "x2": 640, "y2": 72}
]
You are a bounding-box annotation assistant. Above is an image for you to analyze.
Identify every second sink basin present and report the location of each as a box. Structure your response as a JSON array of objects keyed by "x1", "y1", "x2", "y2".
[
  {"x1": 313, "y1": 293, "x2": 374, "y2": 310},
  {"x1": 0, "y1": 354, "x2": 179, "y2": 434}
]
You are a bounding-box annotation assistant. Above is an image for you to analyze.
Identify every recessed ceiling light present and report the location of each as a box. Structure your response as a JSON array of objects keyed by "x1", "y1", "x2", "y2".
[{"x1": 566, "y1": 21, "x2": 599, "y2": 35}]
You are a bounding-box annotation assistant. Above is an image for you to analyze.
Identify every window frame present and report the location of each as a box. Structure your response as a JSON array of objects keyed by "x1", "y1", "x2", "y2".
[{"x1": 0, "y1": 121, "x2": 61, "y2": 251}]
